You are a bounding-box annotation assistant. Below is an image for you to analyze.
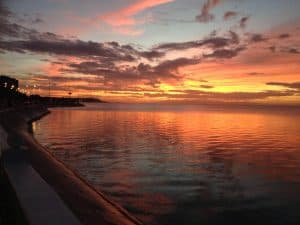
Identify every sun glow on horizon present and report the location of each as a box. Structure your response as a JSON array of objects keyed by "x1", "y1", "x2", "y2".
[{"x1": 0, "y1": 0, "x2": 300, "y2": 105}]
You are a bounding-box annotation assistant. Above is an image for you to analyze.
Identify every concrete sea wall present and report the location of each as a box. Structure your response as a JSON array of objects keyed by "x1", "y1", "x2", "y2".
[{"x1": 0, "y1": 125, "x2": 9, "y2": 158}]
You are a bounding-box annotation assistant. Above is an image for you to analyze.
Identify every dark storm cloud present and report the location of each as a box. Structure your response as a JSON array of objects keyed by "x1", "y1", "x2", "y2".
[
  {"x1": 17, "y1": 13, "x2": 44, "y2": 25},
  {"x1": 66, "y1": 57, "x2": 201, "y2": 85},
  {"x1": 0, "y1": 39, "x2": 140, "y2": 61},
  {"x1": 278, "y1": 33, "x2": 290, "y2": 39},
  {"x1": 203, "y1": 47, "x2": 245, "y2": 59},
  {"x1": 68, "y1": 61, "x2": 115, "y2": 70},
  {"x1": 0, "y1": 0, "x2": 254, "y2": 90},
  {"x1": 0, "y1": 1, "x2": 10, "y2": 16},
  {"x1": 144, "y1": 79, "x2": 161, "y2": 88},
  {"x1": 0, "y1": 19, "x2": 247, "y2": 85},
  {"x1": 45, "y1": 52, "x2": 202, "y2": 87},
  {"x1": 239, "y1": 16, "x2": 249, "y2": 29},
  {"x1": 0, "y1": 1, "x2": 63, "y2": 42},
  {"x1": 154, "y1": 57, "x2": 201, "y2": 75},
  {"x1": 270, "y1": 47, "x2": 300, "y2": 55},
  {"x1": 26, "y1": 14, "x2": 44, "y2": 24},
  {"x1": 154, "y1": 36, "x2": 237, "y2": 51},
  {"x1": 228, "y1": 31, "x2": 240, "y2": 44},
  {"x1": 139, "y1": 50, "x2": 165, "y2": 60},
  {"x1": 200, "y1": 85, "x2": 214, "y2": 89},
  {"x1": 224, "y1": 11, "x2": 238, "y2": 20},
  {"x1": 29, "y1": 32, "x2": 64, "y2": 41},
  {"x1": 0, "y1": 3, "x2": 163, "y2": 62},
  {"x1": 0, "y1": 1, "x2": 38, "y2": 40},
  {"x1": 0, "y1": 1, "x2": 11, "y2": 22},
  {"x1": 56, "y1": 57, "x2": 202, "y2": 90},
  {"x1": 0, "y1": 0, "x2": 244, "y2": 71},
  {"x1": 32, "y1": 17, "x2": 43, "y2": 24},
  {"x1": 65, "y1": 63, "x2": 143, "y2": 81},
  {"x1": 247, "y1": 72, "x2": 265, "y2": 76},
  {"x1": 266, "y1": 82, "x2": 300, "y2": 90},
  {"x1": 250, "y1": 34, "x2": 268, "y2": 43},
  {"x1": 0, "y1": 41, "x2": 26, "y2": 53},
  {"x1": 0, "y1": 14, "x2": 164, "y2": 63},
  {"x1": 195, "y1": 0, "x2": 222, "y2": 23},
  {"x1": 288, "y1": 48, "x2": 300, "y2": 54},
  {"x1": 269, "y1": 46, "x2": 276, "y2": 53},
  {"x1": 0, "y1": 18, "x2": 35, "y2": 40}
]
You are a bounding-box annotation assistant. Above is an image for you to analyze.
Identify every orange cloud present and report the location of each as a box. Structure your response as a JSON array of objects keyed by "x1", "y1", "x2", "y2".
[{"x1": 101, "y1": 0, "x2": 173, "y2": 35}]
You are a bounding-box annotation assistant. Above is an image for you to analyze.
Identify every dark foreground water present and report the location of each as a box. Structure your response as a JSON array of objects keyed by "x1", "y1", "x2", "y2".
[{"x1": 33, "y1": 103, "x2": 300, "y2": 225}]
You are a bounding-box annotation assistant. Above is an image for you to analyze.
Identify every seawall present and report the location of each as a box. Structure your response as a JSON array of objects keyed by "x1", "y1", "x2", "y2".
[
  {"x1": 0, "y1": 106, "x2": 143, "y2": 225},
  {"x1": 0, "y1": 125, "x2": 9, "y2": 158}
]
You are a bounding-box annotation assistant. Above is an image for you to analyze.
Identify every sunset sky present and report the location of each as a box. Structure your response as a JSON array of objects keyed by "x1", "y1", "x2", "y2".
[{"x1": 0, "y1": 0, "x2": 300, "y2": 104}]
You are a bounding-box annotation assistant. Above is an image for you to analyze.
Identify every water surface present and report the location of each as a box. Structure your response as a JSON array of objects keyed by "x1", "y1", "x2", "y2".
[{"x1": 33, "y1": 104, "x2": 300, "y2": 225}]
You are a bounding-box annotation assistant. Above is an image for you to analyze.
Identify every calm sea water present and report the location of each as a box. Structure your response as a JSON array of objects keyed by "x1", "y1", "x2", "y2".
[{"x1": 33, "y1": 103, "x2": 300, "y2": 225}]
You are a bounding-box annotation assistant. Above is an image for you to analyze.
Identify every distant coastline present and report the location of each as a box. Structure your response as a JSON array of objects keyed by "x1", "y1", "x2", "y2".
[
  {"x1": 1, "y1": 75, "x2": 107, "y2": 110},
  {"x1": 28, "y1": 96, "x2": 107, "y2": 108}
]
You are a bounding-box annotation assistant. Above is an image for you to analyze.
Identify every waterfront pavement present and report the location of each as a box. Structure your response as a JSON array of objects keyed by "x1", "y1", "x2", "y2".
[
  {"x1": 0, "y1": 173, "x2": 21, "y2": 225},
  {"x1": 2, "y1": 150, "x2": 81, "y2": 225}
]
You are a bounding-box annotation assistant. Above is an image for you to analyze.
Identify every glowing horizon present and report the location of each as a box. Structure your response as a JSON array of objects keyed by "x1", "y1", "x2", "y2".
[{"x1": 0, "y1": 0, "x2": 300, "y2": 105}]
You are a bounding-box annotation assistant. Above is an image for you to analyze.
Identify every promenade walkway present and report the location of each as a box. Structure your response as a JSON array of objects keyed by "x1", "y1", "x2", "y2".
[
  {"x1": 0, "y1": 168, "x2": 22, "y2": 225},
  {"x1": 1, "y1": 149, "x2": 81, "y2": 225}
]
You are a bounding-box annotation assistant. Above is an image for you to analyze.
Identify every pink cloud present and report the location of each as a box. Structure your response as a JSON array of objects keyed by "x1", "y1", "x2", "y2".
[{"x1": 101, "y1": 0, "x2": 173, "y2": 35}]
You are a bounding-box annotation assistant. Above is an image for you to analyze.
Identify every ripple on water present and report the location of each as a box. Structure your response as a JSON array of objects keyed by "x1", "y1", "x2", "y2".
[{"x1": 33, "y1": 104, "x2": 300, "y2": 225}]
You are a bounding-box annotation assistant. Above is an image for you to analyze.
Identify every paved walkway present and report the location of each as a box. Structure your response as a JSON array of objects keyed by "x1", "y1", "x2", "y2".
[
  {"x1": 2, "y1": 149, "x2": 81, "y2": 225},
  {"x1": 0, "y1": 172, "x2": 23, "y2": 225}
]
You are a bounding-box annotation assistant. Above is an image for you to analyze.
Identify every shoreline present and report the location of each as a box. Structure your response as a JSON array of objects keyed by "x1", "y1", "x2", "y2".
[{"x1": 0, "y1": 106, "x2": 143, "y2": 225}]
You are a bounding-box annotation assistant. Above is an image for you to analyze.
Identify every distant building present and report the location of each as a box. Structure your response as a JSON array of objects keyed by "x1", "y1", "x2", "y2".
[{"x1": 0, "y1": 75, "x2": 19, "y2": 91}]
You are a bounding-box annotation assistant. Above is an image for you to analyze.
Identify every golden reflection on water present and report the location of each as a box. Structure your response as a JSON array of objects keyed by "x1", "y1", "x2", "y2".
[{"x1": 33, "y1": 104, "x2": 300, "y2": 225}]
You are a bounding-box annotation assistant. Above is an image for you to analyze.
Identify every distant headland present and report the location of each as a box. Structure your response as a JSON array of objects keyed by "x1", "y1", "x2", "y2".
[{"x1": 0, "y1": 75, "x2": 106, "y2": 110}]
